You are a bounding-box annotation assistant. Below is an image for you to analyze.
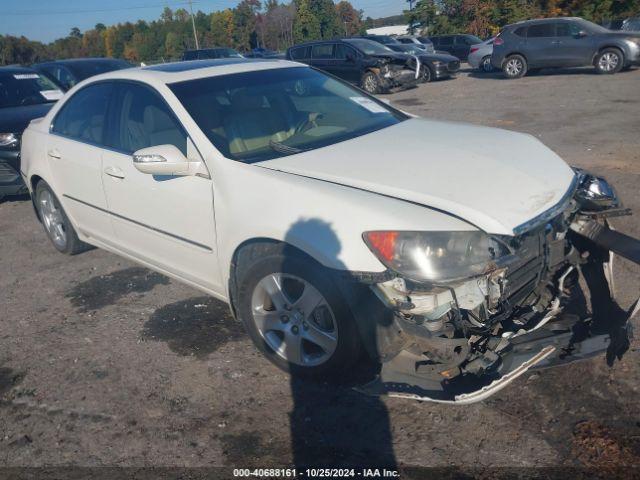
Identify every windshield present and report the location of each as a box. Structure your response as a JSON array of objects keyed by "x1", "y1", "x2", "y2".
[
  {"x1": 622, "y1": 18, "x2": 640, "y2": 31},
  {"x1": 0, "y1": 72, "x2": 62, "y2": 108},
  {"x1": 371, "y1": 36, "x2": 400, "y2": 45},
  {"x1": 576, "y1": 19, "x2": 610, "y2": 34},
  {"x1": 170, "y1": 67, "x2": 406, "y2": 163},
  {"x1": 68, "y1": 60, "x2": 131, "y2": 82},
  {"x1": 394, "y1": 44, "x2": 423, "y2": 55},
  {"x1": 344, "y1": 39, "x2": 394, "y2": 55}
]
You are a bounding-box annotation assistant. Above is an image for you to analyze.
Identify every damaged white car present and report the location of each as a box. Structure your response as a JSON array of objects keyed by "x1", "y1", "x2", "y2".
[{"x1": 21, "y1": 59, "x2": 638, "y2": 403}]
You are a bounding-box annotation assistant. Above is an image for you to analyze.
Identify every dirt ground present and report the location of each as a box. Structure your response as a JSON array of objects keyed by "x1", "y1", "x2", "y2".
[{"x1": 1, "y1": 66, "x2": 640, "y2": 477}]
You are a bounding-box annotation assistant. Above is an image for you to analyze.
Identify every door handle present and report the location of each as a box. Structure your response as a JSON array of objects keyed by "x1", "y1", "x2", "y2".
[
  {"x1": 104, "y1": 166, "x2": 125, "y2": 179},
  {"x1": 47, "y1": 149, "x2": 61, "y2": 159}
]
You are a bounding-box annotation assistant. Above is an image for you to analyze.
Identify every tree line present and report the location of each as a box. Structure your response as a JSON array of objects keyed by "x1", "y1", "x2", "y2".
[
  {"x1": 0, "y1": 0, "x2": 366, "y2": 65},
  {"x1": 1, "y1": 0, "x2": 638, "y2": 66}
]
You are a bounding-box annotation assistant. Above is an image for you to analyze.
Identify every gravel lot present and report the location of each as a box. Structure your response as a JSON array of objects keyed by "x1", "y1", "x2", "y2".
[{"x1": 1, "y1": 66, "x2": 639, "y2": 476}]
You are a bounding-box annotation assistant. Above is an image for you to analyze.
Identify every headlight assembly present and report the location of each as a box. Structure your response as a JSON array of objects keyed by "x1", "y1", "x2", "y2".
[
  {"x1": 363, "y1": 230, "x2": 510, "y2": 282},
  {"x1": 0, "y1": 133, "x2": 18, "y2": 148}
]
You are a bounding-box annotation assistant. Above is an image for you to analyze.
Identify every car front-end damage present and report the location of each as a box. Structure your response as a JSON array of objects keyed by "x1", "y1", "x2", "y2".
[
  {"x1": 367, "y1": 55, "x2": 419, "y2": 92},
  {"x1": 352, "y1": 171, "x2": 638, "y2": 403}
]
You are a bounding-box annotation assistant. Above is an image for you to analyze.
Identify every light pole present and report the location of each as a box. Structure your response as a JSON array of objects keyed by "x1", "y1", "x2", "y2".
[{"x1": 188, "y1": 0, "x2": 200, "y2": 50}]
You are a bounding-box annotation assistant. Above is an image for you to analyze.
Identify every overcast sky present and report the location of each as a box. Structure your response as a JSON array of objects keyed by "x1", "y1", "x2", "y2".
[{"x1": 0, "y1": 0, "x2": 407, "y2": 43}]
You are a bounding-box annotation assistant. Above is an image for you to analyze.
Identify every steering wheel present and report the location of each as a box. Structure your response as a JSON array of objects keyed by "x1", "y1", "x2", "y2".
[{"x1": 293, "y1": 112, "x2": 323, "y2": 135}]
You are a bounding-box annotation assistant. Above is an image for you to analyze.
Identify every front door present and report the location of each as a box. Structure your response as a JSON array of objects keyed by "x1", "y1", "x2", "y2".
[
  {"x1": 330, "y1": 44, "x2": 361, "y2": 84},
  {"x1": 100, "y1": 81, "x2": 222, "y2": 292},
  {"x1": 48, "y1": 82, "x2": 114, "y2": 242}
]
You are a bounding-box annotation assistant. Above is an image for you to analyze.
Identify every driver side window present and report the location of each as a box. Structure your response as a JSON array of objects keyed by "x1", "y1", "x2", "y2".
[{"x1": 51, "y1": 82, "x2": 113, "y2": 146}]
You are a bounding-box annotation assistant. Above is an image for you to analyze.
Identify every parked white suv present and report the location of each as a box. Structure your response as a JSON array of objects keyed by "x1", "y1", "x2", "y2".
[{"x1": 21, "y1": 58, "x2": 637, "y2": 403}]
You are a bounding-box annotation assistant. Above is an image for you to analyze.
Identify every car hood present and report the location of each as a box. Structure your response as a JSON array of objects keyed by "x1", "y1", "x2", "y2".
[
  {"x1": 418, "y1": 53, "x2": 459, "y2": 62},
  {"x1": 0, "y1": 103, "x2": 54, "y2": 134},
  {"x1": 370, "y1": 52, "x2": 411, "y2": 62},
  {"x1": 258, "y1": 119, "x2": 576, "y2": 236},
  {"x1": 603, "y1": 31, "x2": 640, "y2": 40}
]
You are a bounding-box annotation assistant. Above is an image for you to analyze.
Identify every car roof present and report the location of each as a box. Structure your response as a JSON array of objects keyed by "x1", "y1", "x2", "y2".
[
  {"x1": 71, "y1": 58, "x2": 304, "y2": 86},
  {"x1": 509, "y1": 16, "x2": 583, "y2": 27},
  {"x1": 0, "y1": 65, "x2": 40, "y2": 75},
  {"x1": 34, "y1": 58, "x2": 129, "y2": 66}
]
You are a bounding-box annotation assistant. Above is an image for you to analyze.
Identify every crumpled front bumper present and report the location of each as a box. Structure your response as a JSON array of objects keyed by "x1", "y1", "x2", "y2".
[
  {"x1": 354, "y1": 176, "x2": 639, "y2": 404},
  {"x1": 0, "y1": 149, "x2": 27, "y2": 198}
]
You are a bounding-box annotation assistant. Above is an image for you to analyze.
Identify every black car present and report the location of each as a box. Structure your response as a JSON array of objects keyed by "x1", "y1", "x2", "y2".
[
  {"x1": 427, "y1": 34, "x2": 483, "y2": 61},
  {"x1": 0, "y1": 67, "x2": 62, "y2": 200},
  {"x1": 492, "y1": 17, "x2": 640, "y2": 78},
  {"x1": 286, "y1": 39, "x2": 417, "y2": 94},
  {"x1": 367, "y1": 39, "x2": 460, "y2": 82},
  {"x1": 32, "y1": 58, "x2": 131, "y2": 92},
  {"x1": 182, "y1": 48, "x2": 244, "y2": 61}
]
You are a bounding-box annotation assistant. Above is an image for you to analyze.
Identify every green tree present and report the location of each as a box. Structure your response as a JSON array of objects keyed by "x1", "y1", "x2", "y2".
[{"x1": 293, "y1": 0, "x2": 321, "y2": 42}]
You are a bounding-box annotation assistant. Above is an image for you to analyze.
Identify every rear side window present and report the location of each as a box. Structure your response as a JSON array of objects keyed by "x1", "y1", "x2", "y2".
[
  {"x1": 290, "y1": 46, "x2": 310, "y2": 60},
  {"x1": 439, "y1": 36, "x2": 453, "y2": 46},
  {"x1": 527, "y1": 24, "x2": 555, "y2": 37},
  {"x1": 52, "y1": 82, "x2": 112, "y2": 145},
  {"x1": 513, "y1": 26, "x2": 528, "y2": 37},
  {"x1": 312, "y1": 44, "x2": 334, "y2": 59},
  {"x1": 112, "y1": 83, "x2": 187, "y2": 155}
]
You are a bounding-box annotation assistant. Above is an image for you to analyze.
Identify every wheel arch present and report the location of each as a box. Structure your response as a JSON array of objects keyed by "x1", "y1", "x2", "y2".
[
  {"x1": 592, "y1": 45, "x2": 625, "y2": 65},
  {"x1": 29, "y1": 174, "x2": 45, "y2": 222}
]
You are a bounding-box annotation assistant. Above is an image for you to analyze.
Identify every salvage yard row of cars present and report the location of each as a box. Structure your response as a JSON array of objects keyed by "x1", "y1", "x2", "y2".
[{"x1": 2, "y1": 15, "x2": 640, "y2": 404}]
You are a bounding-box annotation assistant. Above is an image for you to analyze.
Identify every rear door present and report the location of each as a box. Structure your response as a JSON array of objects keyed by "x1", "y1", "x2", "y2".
[
  {"x1": 554, "y1": 21, "x2": 595, "y2": 66},
  {"x1": 453, "y1": 36, "x2": 471, "y2": 60},
  {"x1": 100, "y1": 81, "x2": 221, "y2": 292},
  {"x1": 524, "y1": 23, "x2": 559, "y2": 67},
  {"x1": 310, "y1": 43, "x2": 334, "y2": 72},
  {"x1": 437, "y1": 36, "x2": 454, "y2": 56},
  {"x1": 329, "y1": 43, "x2": 361, "y2": 84},
  {"x1": 48, "y1": 82, "x2": 115, "y2": 242}
]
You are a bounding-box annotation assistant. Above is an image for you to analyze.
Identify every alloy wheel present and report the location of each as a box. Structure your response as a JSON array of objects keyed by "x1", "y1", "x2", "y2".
[
  {"x1": 363, "y1": 74, "x2": 377, "y2": 93},
  {"x1": 599, "y1": 52, "x2": 619, "y2": 72},
  {"x1": 38, "y1": 190, "x2": 67, "y2": 249},
  {"x1": 482, "y1": 57, "x2": 493, "y2": 72},
  {"x1": 250, "y1": 273, "x2": 338, "y2": 367},
  {"x1": 505, "y1": 58, "x2": 523, "y2": 77}
]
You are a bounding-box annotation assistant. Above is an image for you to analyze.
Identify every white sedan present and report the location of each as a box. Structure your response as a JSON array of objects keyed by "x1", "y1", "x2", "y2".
[{"x1": 21, "y1": 58, "x2": 637, "y2": 403}]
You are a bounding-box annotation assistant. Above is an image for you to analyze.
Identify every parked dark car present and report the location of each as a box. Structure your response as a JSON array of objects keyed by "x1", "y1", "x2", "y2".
[
  {"x1": 286, "y1": 39, "x2": 418, "y2": 94},
  {"x1": 621, "y1": 17, "x2": 640, "y2": 32},
  {"x1": 243, "y1": 47, "x2": 284, "y2": 59},
  {"x1": 427, "y1": 34, "x2": 483, "y2": 61},
  {"x1": 33, "y1": 58, "x2": 131, "y2": 91},
  {"x1": 383, "y1": 43, "x2": 460, "y2": 82},
  {"x1": 182, "y1": 48, "x2": 243, "y2": 61},
  {"x1": 492, "y1": 17, "x2": 640, "y2": 78},
  {"x1": 0, "y1": 66, "x2": 62, "y2": 200}
]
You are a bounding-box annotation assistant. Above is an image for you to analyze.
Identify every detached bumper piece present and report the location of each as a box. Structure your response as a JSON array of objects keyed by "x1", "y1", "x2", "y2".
[{"x1": 358, "y1": 210, "x2": 639, "y2": 403}]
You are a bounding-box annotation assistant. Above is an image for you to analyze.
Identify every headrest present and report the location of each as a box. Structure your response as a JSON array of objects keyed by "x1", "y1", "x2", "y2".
[{"x1": 143, "y1": 105, "x2": 177, "y2": 133}]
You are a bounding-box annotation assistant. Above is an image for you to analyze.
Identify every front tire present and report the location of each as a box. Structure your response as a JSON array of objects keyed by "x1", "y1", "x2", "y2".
[
  {"x1": 35, "y1": 181, "x2": 90, "y2": 255},
  {"x1": 361, "y1": 71, "x2": 380, "y2": 94},
  {"x1": 420, "y1": 65, "x2": 433, "y2": 83},
  {"x1": 503, "y1": 54, "x2": 527, "y2": 79},
  {"x1": 595, "y1": 48, "x2": 624, "y2": 74},
  {"x1": 236, "y1": 249, "x2": 361, "y2": 378}
]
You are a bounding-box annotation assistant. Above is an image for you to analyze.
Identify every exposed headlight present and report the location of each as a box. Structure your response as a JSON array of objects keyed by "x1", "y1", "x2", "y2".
[
  {"x1": 0, "y1": 133, "x2": 18, "y2": 148},
  {"x1": 363, "y1": 231, "x2": 509, "y2": 282},
  {"x1": 432, "y1": 60, "x2": 444, "y2": 66}
]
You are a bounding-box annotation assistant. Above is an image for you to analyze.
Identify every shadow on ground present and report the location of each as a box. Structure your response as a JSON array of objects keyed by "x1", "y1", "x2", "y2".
[
  {"x1": 66, "y1": 267, "x2": 170, "y2": 312},
  {"x1": 141, "y1": 296, "x2": 245, "y2": 358}
]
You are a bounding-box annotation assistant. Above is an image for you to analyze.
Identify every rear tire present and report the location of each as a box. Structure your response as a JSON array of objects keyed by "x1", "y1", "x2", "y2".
[
  {"x1": 35, "y1": 181, "x2": 91, "y2": 255},
  {"x1": 503, "y1": 54, "x2": 527, "y2": 79},
  {"x1": 236, "y1": 247, "x2": 362, "y2": 378},
  {"x1": 595, "y1": 48, "x2": 624, "y2": 74},
  {"x1": 480, "y1": 56, "x2": 493, "y2": 73},
  {"x1": 361, "y1": 71, "x2": 380, "y2": 94}
]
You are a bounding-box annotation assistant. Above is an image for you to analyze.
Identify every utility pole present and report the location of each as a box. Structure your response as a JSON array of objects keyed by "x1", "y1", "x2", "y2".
[
  {"x1": 188, "y1": 0, "x2": 200, "y2": 50},
  {"x1": 407, "y1": 0, "x2": 414, "y2": 10}
]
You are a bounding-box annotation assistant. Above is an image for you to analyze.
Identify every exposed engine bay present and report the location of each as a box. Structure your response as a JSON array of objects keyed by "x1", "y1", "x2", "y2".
[
  {"x1": 368, "y1": 55, "x2": 419, "y2": 92},
  {"x1": 356, "y1": 170, "x2": 639, "y2": 403}
]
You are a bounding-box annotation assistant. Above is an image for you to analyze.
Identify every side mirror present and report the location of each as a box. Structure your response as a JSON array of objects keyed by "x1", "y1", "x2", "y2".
[
  {"x1": 576, "y1": 30, "x2": 588, "y2": 38},
  {"x1": 132, "y1": 144, "x2": 202, "y2": 176}
]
